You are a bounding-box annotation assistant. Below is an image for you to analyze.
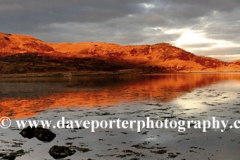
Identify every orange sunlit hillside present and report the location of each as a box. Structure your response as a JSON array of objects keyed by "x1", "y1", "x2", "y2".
[{"x1": 1, "y1": 32, "x2": 240, "y2": 73}]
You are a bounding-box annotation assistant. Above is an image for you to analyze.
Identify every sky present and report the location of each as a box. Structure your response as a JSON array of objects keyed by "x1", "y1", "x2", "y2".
[{"x1": 0, "y1": 0, "x2": 240, "y2": 61}]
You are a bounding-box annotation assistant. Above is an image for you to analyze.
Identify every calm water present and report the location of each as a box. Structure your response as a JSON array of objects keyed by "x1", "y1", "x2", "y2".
[{"x1": 1, "y1": 73, "x2": 240, "y2": 159}]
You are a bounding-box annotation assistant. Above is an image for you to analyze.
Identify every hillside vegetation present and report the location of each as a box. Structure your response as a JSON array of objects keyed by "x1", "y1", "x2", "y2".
[{"x1": 1, "y1": 32, "x2": 240, "y2": 74}]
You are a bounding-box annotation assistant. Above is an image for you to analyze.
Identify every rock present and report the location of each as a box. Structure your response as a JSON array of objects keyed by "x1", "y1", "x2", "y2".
[
  {"x1": 151, "y1": 149, "x2": 167, "y2": 154},
  {"x1": 20, "y1": 126, "x2": 56, "y2": 142},
  {"x1": 2, "y1": 154, "x2": 16, "y2": 160},
  {"x1": 49, "y1": 145, "x2": 76, "y2": 159},
  {"x1": 1, "y1": 150, "x2": 25, "y2": 160},
  {"x1": 19, "y1": 126, "x2": 35, "y2": 139},
  {"x1": 34, "y1": 127, "x2": 56, "y2": 142}
]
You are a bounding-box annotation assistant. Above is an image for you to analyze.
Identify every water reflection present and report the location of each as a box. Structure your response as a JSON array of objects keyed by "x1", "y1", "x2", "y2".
[
  {"x1": 1, "y1": 73, "x2": 240, "y2": 119},
  {"x1": 1, "y1": 73, "x2": 240, "y2": 159}
]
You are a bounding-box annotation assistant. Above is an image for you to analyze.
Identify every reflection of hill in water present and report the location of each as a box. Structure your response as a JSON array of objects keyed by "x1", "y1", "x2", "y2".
[{"x1": 1, "y1": 73, "x2": 240, "y2": 119}]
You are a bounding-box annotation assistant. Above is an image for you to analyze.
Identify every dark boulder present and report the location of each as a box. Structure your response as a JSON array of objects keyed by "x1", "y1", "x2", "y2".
[
  {"x1": 34, "y1": 127, "x2": 56, "y2": 142},
  {"x1": 49, "y1": 145, "x2": 76, "y2": 159},
  {"x1": 19, "y1": 126, "x2": 35, "y2": 139},
  {"x1": 20, "y1": 126, "x2": 56, "y2": 142}
]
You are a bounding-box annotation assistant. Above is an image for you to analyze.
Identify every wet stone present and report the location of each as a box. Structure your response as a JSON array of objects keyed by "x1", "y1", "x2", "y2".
[
  {"x1": 49, "y1": 145, "x2": 76, "y2": 159},
  {"x1": 20, "y1": 126, "x2": 56, "y2": 142},
  {"x1": 1, "y1": 149, "x2": 25, "y2": 160}
]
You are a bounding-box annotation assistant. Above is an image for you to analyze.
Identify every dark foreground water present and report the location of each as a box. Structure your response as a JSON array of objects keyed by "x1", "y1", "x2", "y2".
[{"x1": 1, "y1": 73, "x2": 240, "y2": 160}]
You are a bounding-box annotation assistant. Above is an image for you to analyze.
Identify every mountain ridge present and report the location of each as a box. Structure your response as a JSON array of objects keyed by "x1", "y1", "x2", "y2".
[{"x1": 1, "y1": 32, "x2": 240, "y2": 75}]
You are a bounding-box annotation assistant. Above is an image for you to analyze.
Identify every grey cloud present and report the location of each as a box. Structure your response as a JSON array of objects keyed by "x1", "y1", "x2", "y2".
[
  {"x1": 0, "y1": 0, "x2": 145, "y2": 33},
  {"x1": 181, "y1": 43, "x2": 215, "y2": 48},
  {"x1": 202, "y1": 9, "x2": 240, "y2": 43},
  {"x1": 203, "y1": 47, "x2": 240, "y2": 55},
  {"x1": 41, "y1": 21, "x2": 179, "y2": 45},
  {"x1": 0, "y1": 0, "x2": 239, "y2": 61},
  {"x1": 165, "y1": 0, "x2": 240, "y2": 12}
]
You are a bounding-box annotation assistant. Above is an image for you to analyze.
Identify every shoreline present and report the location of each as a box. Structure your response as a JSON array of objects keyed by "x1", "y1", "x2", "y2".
[
  {"x1": 0, "y1": 70, "x2": 146, "y2": 78},
  {"x1": 0, "y1": 70, "x2": 240, "y2": 78}
]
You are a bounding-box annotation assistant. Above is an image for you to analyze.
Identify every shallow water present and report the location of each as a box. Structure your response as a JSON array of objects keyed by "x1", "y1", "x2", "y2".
[{"x1": 1, "y1": 73, "x2": 240, "y2": 159}]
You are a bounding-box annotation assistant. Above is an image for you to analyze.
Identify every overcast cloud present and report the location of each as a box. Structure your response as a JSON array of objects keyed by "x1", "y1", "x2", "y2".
[{"x1": 0, "y1": 0, "x2": 239, "y2": 61}]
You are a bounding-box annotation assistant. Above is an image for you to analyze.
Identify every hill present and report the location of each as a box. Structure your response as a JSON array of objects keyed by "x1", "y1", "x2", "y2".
[{"x1": 1, "y1": 32, "x2": 240, "y2": 75}]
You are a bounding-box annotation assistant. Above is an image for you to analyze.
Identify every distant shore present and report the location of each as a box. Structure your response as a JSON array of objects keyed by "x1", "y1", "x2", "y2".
[
  {"x1": 1, "y1": 70, "x2": 240, "y2": 78},
  {"x1": 0, "y1": 70, "x2": 145, "y2": 78}
]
